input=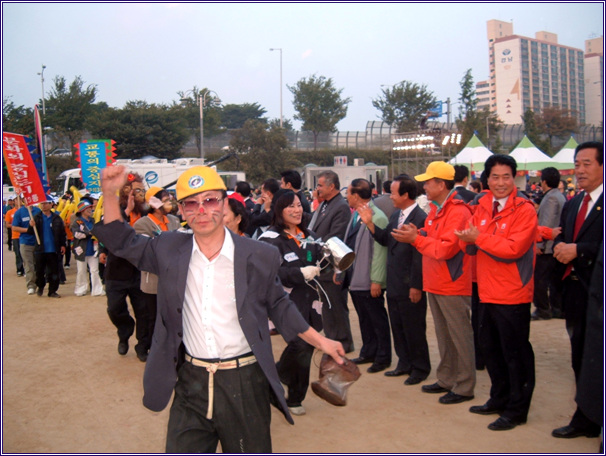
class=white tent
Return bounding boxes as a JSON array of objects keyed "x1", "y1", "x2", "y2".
[
  {"x1": 509, "y1": 136, "x2": 566, "y2": 171},
  {"x1": 448, "y1": 134, "x2": 493, "y2": 172},
  {"x1": 551, "y1": 137, "x2": 578, "y2": 169}
]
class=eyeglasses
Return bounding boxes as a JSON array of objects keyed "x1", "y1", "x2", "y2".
[{"x1": 181, "y1": 197, "x2": 223, "y2": 213}]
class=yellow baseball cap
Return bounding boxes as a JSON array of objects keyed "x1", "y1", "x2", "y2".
[
  {"x1": 145, "y1": 186, "x2": 164, "y2": 203},
  {"x1": 414, "y1": 161, "x2": 455, "y2": 181},
  {"x1": 176, "y1": 166, "x2": 227, "y2": 201}
]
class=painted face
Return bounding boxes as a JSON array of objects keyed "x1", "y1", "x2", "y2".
[
  {"x1": 179, "y1": 190, "x2": 225, "y2": 237},
  {"x1": 131, "y1": 182, "x2": 145, "y2": 202},
  {"x1": 488, "y1": 164, "x2": 515, "y2": 199},
  {"x1": 575, "y1": 147, "x2": 603, "y2": 193}
]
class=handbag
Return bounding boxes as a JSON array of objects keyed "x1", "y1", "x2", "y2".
[{"x1": 311, "y1": 354, "x2": 361, "y2": 406}]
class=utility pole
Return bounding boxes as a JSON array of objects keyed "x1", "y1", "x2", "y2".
[{"x1": 37, "y1": 65, "x2": 46, "y2": 116}]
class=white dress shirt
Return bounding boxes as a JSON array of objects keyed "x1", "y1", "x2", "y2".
[{"x1": 182, "y1": 227, "x2": 250, "y2": 359}]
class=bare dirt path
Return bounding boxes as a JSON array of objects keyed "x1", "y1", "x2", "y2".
[{"x1": 1, "y1": 241, "x2": 600, "y2": 453}]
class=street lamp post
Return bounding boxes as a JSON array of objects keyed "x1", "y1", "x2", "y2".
[
  {"x1": 37, "y1": 64, "x2": 46, "y2": 116},
  {"x1": 269, "y1": 48, "x2": 283, "y2": 128},
  {"x1": 181, "y1": 89, "x2": 221, "y2": 160}
]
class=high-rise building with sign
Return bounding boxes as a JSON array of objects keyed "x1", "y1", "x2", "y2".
[
  {"x1": 486, "y1": 19, "x2": 588, "y2": 125},
  {"x1": 584, "y1": 36, "x2": 604, "y2": 127}
]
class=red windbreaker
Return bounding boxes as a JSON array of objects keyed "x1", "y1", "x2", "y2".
[
  {"x1": 413, "y1": 192, "x2": 472, "y2": 296},
  {"x1": 461, "y1": 190, "x2": 537, "y2": 304}
]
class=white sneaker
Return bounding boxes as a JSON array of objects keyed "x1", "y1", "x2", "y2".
[
  {"x1": 288, "y1": 405, "x2": 306, "y2": 416},
  {"x1": 27, "y1": 288, "x2": 35, "y2": 295}
]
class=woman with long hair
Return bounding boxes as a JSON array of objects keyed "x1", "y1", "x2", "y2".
[{"x1": 258, "y1": 190, "x2": 323, "y2": 416}]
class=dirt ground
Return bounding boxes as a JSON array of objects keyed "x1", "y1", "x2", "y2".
[{"x1": 1, "y1": 240, "x2": 601, "y2": 454}]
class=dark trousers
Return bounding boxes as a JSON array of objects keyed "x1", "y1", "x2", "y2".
[
  {"x1": 64, "y1": 239, "x2": 71, "y2": 266},
  {"x1": 318, "y1": 279, "x2": 354, "y2": 353},
  {"x1": 478, "y1": 302, "x2": 535, "y2": 422},
  {"x1": 533, "y1": 254, "x2": 562, "y2": 318},
  {"x1": 561, "y1": 278, "x2": 601, "y2": 433},
  {"x1": 387, "y1": 294, "x2": 430, "y2": 378},
  {"x1": 471, "y1": 282, "x2": 485, "y2": 369},
  {"x1": 562, "y1": 278, "x2": 589, "y2": 380},
  {"x1": 140, "y1": 291, "x2": 157, "y2": 353},
  {"x1": 7, "y1": 227, "x2": 12, "y2": 249},
  {"x1": 276, "y1": 337, "x2": 315, "y2": 407},
  {"x1": 350, "y1": 289, "x2": 391, "y2": 365},
  {"x1": 105, "y1": 277, "x2": 151, "y2": 355},
  {"x1": 34, "y1": 251, "x2": 60, "y2": 295},
  {"x1": 12, "y1": 238, "x2": 24, "y2": 274},
  {"x1": 166, "y1": 361, "x2": 272, "y2": 453}
]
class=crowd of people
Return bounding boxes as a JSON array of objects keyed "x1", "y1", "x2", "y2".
[{"x1": 2, "y1": 140, "x2": 603, "y2": 452}]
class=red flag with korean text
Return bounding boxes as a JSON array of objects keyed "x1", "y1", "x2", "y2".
[{"x1": 2, "y1": 132, "x2": 48, "y2": 206}]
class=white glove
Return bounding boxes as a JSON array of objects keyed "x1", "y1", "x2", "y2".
[
  {"x1": 300, "y1": 265, "x2": 320, "y2": 281},
  {"x1": 74, "y1": 231, "x2": 87, "y2": 240}
]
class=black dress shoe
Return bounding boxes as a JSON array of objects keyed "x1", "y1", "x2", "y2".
[
  {"x1": 384, "y1": 368, "x2": 410, "y2": 377},
  {"x1": 36, "y1": 287, "x2": 43, "y2": 297},
  {"x1": 48, "y1": 292, "x2": 61, "y2": 298},
  {"x1": 351, "y1": 357, "x2": 374, "y2": 365},
  {"x1": 404, "y1": 375, "x2": 424, "y2": 385},
  {"x1": 367, "y1": 363, "x2": 389, "y2": 373},
  {"x1": 439, "y1": 391, "x2": 474, "y2": 404},
  {"x1": 136, "y1": 351, "x2": 148, "y2": 362},
  {"x1": 421, "y1": 382, "x2": 449, "y2": 394},
  {"x1": 118, "y1": 340, "x2": 129, "y2": 356},
  {"x1": 531, "y1": 312, "x2": 551, "y2": 321},
  {"x1": 552, "y1": 425, "x2": 601, "y2": 439},
  {"x1": 488, "y1": 416, "x2": 525, "y2": 431},
  {"x1": 469, "y1": 403, "x2": 503, "y2": 415}
]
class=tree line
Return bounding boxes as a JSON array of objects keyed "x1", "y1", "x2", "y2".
[{"x1": 3, "y1": 70, "x2": 580, "y2": 185}]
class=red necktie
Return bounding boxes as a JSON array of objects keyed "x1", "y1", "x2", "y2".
[
  {"x1": 492, "y1": 201, "x2": 500, "y2": 218},
  {"x1": 563, "y1": 193, "x2": 591, "y2": 279}
]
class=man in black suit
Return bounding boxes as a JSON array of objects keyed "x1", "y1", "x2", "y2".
[
  {"x1": 359, "y1": 174, "x2": 430, "y2": 385},
  {"x1": 280, "y1": 169, "x2": 311, "y2": 214},
  {"x1": 453, "y1": 165, "x2": 477, "y2": 203},
  {"x1": 552, "y1": 141, "x2": 603, "y2": 440},
  {"x1": 235, "y1": 181, "x2": 255, "y2": 213},
  {"x1": 308, "y1": 170, "x2": 355, "y2": 353},
  {"x1": 95, "y1": 165, "x2": 344, "y2": 453}
]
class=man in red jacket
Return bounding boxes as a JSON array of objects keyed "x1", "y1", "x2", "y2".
[
  {"x1": 456, "y1": 154, "x2": 537, "y2": 431},
  {"x1": 396, "y1": 161, "x2": 476, "y2": 406}
]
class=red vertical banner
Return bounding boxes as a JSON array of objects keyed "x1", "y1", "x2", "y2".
[{"x1": 2, "y1": 132, "x2": 48, "y2": 206}]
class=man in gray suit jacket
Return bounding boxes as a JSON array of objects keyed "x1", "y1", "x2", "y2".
[
  {"x1": 94, "y1": 165, "x2": 344, "y2": 454},
  {"x1": 532, "y1": 167, "x2": 566, "y2": 320},
  {"x1": 308, "y1": 170, "x2": 355, "y2": 353}
]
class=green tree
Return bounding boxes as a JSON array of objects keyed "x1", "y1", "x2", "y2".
[
  {"x1": 87, "y1": 101, "x2": 189, "y2": 160},
  {"x1": 221, "y1": 103, "x2": 267, "y2": 129},
  {"x1": 229, "y1": 119, "x2": 297, "y2": 185},
  {"x1": 536, "y1": 106, "x2": 578, "y2": 155},
  {"x1": 268, "y1": 117, "x2": 294, "y2": 131},
  {"x1": 44, "y1": 76, "x2": 98, "y2": 155},
  {"x1": 2, "y1": 98, "x2": 35, "y2": 137},
  {"x1": 372, "y1": 81, "x2": 437, "y2": 132},
  {"x1": 521, "y1": 109, "x2": 550, "y2": 153},
  {"x1": 288, "y1": 75, "x2": 350, "y2": 150},
  {"x1": 455, "y1": 69, "x2": 488, "y2": 152}
]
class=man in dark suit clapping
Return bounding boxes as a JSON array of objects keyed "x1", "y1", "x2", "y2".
[{"x1": 358, "y1": 174, "x2": 430, "y2": 385}]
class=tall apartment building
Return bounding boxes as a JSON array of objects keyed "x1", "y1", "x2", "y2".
[
  {"x1": 584, "y1": 36, "x2": 604, "y2": 127},
  {"x1": 486, "y1": 19, "x2": 587, "y2": 125},
  {"x1": 476, "y1": 80, "x2": 491, "y2": 111}
]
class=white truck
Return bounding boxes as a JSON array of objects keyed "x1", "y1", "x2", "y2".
[{"x1": 54, "y1": 156, "x2": 245, "y2": 196}]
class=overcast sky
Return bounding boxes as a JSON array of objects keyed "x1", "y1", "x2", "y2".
[{"x1": 2, "y1": 2, "x2": 604, "y2": 132}]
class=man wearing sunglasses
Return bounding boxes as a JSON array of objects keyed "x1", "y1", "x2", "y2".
[{"x1": 94, "y1": 165, "x2": 345, "y2": 453}]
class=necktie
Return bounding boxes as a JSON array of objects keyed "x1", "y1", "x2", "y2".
[
  {"x1": 320, "y1": 201, "x2": 327, "y2": 214},
  {"x1": 398, "y1": 211, "x2": 406, "y2": 228},
  {"x1": 573, "y1": 193, "x2": 591, "y2": 241},
  {"x1": 492, "y1": 201, "x2": 500, "y2": 218},
  {"x1": 563, "y1": 193, "x2": 591, "y2": 279}
]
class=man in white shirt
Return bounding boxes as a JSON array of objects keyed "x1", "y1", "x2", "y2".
[{"x1": 95, "y1": 165, "x2": 344, "y2": 453}]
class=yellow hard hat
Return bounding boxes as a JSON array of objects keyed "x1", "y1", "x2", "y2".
[
  {"x1": 145, "y1": 186, "x2": 164, "y2": 203},
  {"x1": 414, "y1": 161, "x2": 455, "y2": 181},
  {"x1": 176, "y1": 166, "x2": 227, "y2": 201}
]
